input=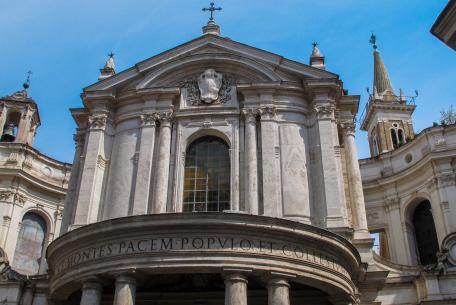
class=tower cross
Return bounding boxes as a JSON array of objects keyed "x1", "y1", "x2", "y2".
[{"x1": 202, "y1": 2, "x2": 222, "y2": 21}]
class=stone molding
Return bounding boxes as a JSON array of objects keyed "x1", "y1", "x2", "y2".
[{"x1": 47, "y1": 213, "x2": 362, "y2": 300}]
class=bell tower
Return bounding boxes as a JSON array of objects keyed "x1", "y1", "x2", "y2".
[
  {"x1": 360, "y1": 34, "x2": 416, "y2": 157},
  {"x1": 0, "y1": 73, "x2": 40, "y2": 146}
]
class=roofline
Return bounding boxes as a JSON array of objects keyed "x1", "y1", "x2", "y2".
[{"x1": 83, "y1": 33, "x2": 339, "y2": 92}]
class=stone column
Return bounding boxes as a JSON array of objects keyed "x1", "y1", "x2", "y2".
[
  {"x1": 132, "y1": 113, "x2": 157, "y2": 215},
  {"x1": 259, "y1": 106, "x2": 281, "y2": 217},
  {"x1": 152, "y1": 111, "x2": 174, "y2": 214},
  {"x1": 224, "y1": 273, "x2": 248, "y2": 305},
  {"x1": 267, "y1": 278, "x2": 290, "y2": 305},
  {"x1": 242, "y1": 108, "x2": 259, "y2": 214},
  {"x1": 341, "y1": 122, "x2": 369, "y2": 239},
  {"x1": 113, "y1": 275, "x2": 136, "y2": 305},
  {"x1": 80, "y1": 280, "x2": 103, "y2": 305},
  {"x1": 19, "y1": 283, "x2": 34, "y2": 305},
  {"x1": 73, "y1": 112, "x2": 112, "y2": 227}
]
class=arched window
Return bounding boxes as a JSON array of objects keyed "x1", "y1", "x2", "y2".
[
  {"x1": 183, "y1": 136, "x2": 230, "y2": 212},
  {"x1": 412, "y1": 200, "x2": 440, "y2": 265},
  {"x1": 12, "y1": 212, "x2": 47, "y2": 275},
  {"x1": 391, "y1": 129, "x2": 399, "y2": 149}
]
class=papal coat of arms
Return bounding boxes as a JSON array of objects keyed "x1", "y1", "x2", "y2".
[
  {"x1": 180, "y1": 69, "x2": 235, "y2": 106},
  {"x1": 198, "y1": 69, "x2": 223, "y2": 104}
]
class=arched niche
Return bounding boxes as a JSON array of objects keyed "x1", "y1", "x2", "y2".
[{"x1": 12, "y1": 212, "x2": 47, "y2": 275}]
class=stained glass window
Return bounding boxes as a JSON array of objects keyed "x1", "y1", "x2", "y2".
[{"x1": 183, "y1": 136, "x2": 230, "y2": 212}]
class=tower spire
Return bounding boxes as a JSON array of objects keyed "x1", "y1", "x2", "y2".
[{"x1": 370, "y1": 33, "x2": 396, "y2": 99}]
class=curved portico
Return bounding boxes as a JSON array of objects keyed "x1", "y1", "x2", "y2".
[{"x1": 47, "y1": 213, "x2": 363, "y2": 304}]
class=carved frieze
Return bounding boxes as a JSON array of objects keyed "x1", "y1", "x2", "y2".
[
  {"x1": 14, "y1": 193, "x2": 26, "y2": 206},
  {"x1": 180, "y1": 69, "x2": 235, "y2": 106},
  {"x1": 0, "y1": 191, "x2": 13, "y2": 202},
  {"x1": 384, "y1": 197, "x2": 400, "y2": 213}
]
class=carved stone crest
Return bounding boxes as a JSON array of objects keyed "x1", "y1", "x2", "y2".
[
  {"x1": 180, "y1": 69, "x2": 235, "y2": 106},
  {"x1": 198, "y1": 69, "x2": 222, "y2": 104}
]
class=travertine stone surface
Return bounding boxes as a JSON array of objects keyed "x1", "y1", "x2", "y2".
[
  {"x1": 267, "y1": 278, "x2": 290, "y2": 305},
  {"x1": 224, "y1": 273, "x2": 248, "y2": 305},
  {"x1": 152, "y1": 112, "x2": 173, "y2": 214},
  {"x1": 80, "y1": 281, "x2": 102, "y2": 305},
  {"x1": 113, "y1": 275, "x2": 136, "y2": 305},
  {"x1": 242, "y1": 109, "x2": 259, "y2": 214}
]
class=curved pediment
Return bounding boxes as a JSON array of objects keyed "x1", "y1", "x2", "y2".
[
  {"x1": 137, "y1": 52, "x2": 282, "y2": 88},
  {"x1": 84, "y1": 35, "x2": 338, "y2": 94}
]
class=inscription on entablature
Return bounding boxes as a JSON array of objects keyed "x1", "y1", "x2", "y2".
[{"x1": 54, "y1": 235, "x2": 349, "y2": 277}]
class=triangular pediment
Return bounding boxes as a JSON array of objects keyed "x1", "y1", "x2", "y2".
[{"x1": 84, "y1": 34, "x2": 338, "y2": 93}]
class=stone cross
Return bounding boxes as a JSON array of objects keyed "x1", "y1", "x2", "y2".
[{"x1": 202, "y1": 2, "x2": 222, "y2": 21}]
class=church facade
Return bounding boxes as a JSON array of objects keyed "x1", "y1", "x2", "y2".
[{"x1": 0, "y1": 17, "x2": 455, "y2": 305}]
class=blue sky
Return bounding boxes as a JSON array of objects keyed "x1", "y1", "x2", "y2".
[{"x1": 1, "y1": 0, "x2": 455, "y2": 163}]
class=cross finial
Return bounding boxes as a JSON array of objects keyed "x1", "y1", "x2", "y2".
[
  {"x1": 23, "y1": 70, "x2": 32, "y2": 90},
  {"x1": 108, "y1": 52, "x2": 115, "y2": 58},
  {"x1": 202, "y1": 2, "x2": 222, "y2": 21},
  {"x1": 312, "y1": 42, "x2": 318, "y2": 48},
  {"x1": 369, "y1": 33, "x2": 378, "y2": 50}
]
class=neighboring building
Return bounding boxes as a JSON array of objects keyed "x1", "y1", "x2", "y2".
[
  {"x1": 360, "y1": 37, "x2": 456, "y2": 304},
  {"x1": 0, "y1": 84, "x2": 71, "y2": 304},
  {"x1": 431, "y1": 0, "x2": 456, "y2": 51},
  {"x1": 1, "y1": 15, "x2": 455, "y2": 305}
]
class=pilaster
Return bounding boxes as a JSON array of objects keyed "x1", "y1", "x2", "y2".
[
  {"x1": 311, "y1": 90, "x2": 347, "y2": 228},
  {"x1": 132, "y1": 113, "x2": 158, "y2": 215},
  {"x1": 258, "y1": 106, "x2": 282, "y2": 217},
  {"x1": 72, "y1": 111, "x2": 112, "y2": 228}
]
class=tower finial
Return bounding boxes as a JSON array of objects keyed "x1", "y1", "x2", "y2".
[
  {"x1": 370, "y1": 33, "x2": 378, "y2": 50},
  {"x1": 23, "y1": 71, "x2": 32, "y2": 91},
  {"x1": 310, "y1": 42, "x2": 325, "y2": 70},
  {"x1": 98, "y1": 53, "x2": 116, "y2": 81}
]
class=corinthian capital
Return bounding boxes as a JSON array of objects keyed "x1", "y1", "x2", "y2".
[
  {"x1": 157, "y1": 111, "x2": 174, "y2": 127},
  {"x1": 313, "y1": 104, "x2": 334, "y2": 120},
  {"x1": 140, "y1": 113, "x2": 158, "y2": 127},
  {"x1": 258, "y1": 106, "x2": 277, "y2": 120},
  {"x1": 88, "y1": 114, "x2": 109, "y2": 131},
  {"x1": 339, "y1": 120, "x2": 356, "y2": 136},
  {"x1": 241, "y1": 108, "x2": 258, "y2": 123}
]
